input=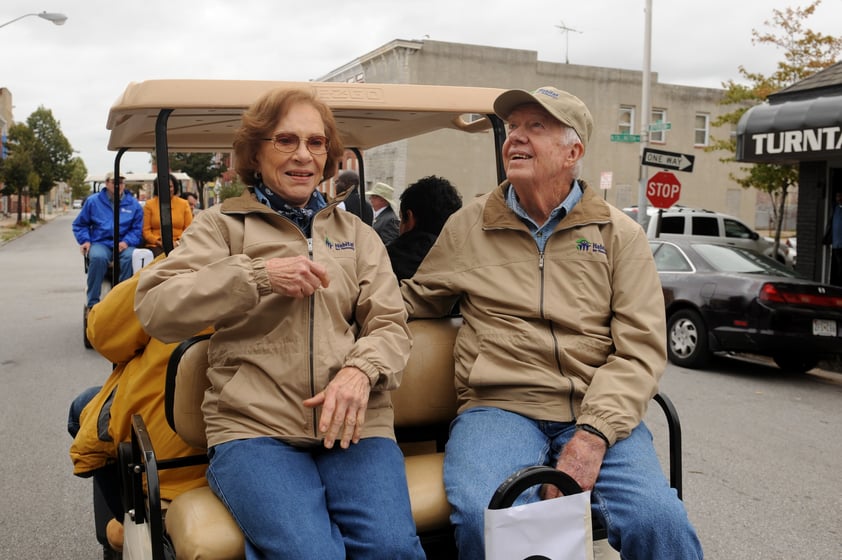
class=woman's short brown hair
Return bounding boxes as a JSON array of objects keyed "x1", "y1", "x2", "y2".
[{"x1": 233, "y1": 88, "x2": 344, "y2": 186}]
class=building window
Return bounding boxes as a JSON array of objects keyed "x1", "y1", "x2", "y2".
[
  {"x1": 650, "y1": 109, "x2": 667, "y2": 143},
  {"x1": 618, "y1": 106, "x2": 635, "y2": 134},
  {"x1": 694, "y1": 113, "x2": 709, "y2": 147}
]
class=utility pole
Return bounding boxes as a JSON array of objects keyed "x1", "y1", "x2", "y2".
[
  {"x1": 636, "y1": 0, "x2": 653, "y2": 224},
  {"x1": 555, "y1": 21, "x2": 582, "y2": 64}
]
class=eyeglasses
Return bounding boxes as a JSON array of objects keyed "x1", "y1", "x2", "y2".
[{"x1": 263, "y1": 133, "x2": 330, "y2": 155}]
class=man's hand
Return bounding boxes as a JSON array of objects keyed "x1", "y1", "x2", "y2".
[
  {"x1": 79, "y1": 242, "x2": 91, "y2": 256},
  {"x1": 266, "y1": 256, "x2": 329, "y2": 298},
  {"x1": 303, "y1": 367, "x2": 371, "y2": 449},
  {"x1": 544, "y1": 429, "x2": 607, "y2": 499},
  {"x1": 118, "y1": 241, "x2": 128, "y2": 252}
]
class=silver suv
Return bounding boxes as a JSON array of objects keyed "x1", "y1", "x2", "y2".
[{"x1": 625, "y1": 206, "x2": 794, "y2": 267}]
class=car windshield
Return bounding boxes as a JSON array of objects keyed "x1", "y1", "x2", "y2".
[{"x1": 691, "y1": 243, "x2": 799, "y2": 277}]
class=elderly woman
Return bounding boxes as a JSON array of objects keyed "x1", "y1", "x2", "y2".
[
  {"x1": 134, "y1": 88, "x2": 423, "y2": 559},
  {"x1": 142, "y1": 173, "x2": 193, "y2": 256}
]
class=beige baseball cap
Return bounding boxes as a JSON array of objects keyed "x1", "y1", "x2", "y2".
[{"x1": 493, "y1": 86, "x2": 593, "y2": 149}]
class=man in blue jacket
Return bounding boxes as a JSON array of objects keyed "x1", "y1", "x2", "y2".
[{"x1": 72, "y1": 173, "x2": 143, "y2": 309}]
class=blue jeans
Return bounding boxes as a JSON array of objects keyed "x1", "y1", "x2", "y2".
[
  {"x1": 207, "y1": 436, "x2": 425, "y2": 560},
  {"x1": 68, "y1": 385, "x2": 102, "y2": 437},
  {"x1": 86, "y1": 243, "x2": 135, "y2": 307},
  {"x1": 444, "y1": 407, "x2": 703, "y2": 560}
]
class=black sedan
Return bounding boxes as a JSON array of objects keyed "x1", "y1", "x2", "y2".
[{"x1": 650, "y1": 240, "x2": 842, "y2": 373}]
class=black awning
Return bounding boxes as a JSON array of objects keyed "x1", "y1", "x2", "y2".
[{"x1": 736, "y1": 94, "x2": 842, "y2": 164}]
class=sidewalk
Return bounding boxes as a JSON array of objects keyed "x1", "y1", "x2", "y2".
[{"x1": 0, "y1": 210, "x2": 65, "y2": 246}]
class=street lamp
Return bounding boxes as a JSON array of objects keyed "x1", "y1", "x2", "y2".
[{"x1": 0, "y1": 11, "x2": 68, "y2": 30}]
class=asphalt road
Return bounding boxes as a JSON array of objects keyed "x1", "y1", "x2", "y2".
[
  {"x1": 1, "y1": 212, "x2": 110, "y2": 558},
  {"x1": 1, "y1": 213, "x2": 840, "y2": 559}
]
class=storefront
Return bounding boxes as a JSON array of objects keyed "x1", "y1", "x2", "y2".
[{"x1": 736, "y1": 62, "x2": 842, "y2": 284}]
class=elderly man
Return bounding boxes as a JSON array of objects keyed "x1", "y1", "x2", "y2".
[
  {"x1": 401, "y1": 87, "x2": 702, "y2": 559},
  {"x1": 365, "y1": 181, "x2": 400, "y2": 245},
  {"x1": 72, "y1": 172, "x2": 143, "y2": 310}
]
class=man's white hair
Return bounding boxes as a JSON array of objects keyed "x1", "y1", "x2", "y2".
[{"x1": 561, "y1": 126, "x2": 585, "y2": 178}]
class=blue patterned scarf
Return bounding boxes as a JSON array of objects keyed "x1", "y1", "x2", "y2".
[{"x1": 254, "y1": 183, "x2": 327, "y2": 236}]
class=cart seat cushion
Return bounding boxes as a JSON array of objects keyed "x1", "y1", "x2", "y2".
[
  {"x1": 405, "y1": 452, "x2": 450, "y2": 533},
  {"x1": 166, "y1": 486, "x2": 245, "y2": 560}
]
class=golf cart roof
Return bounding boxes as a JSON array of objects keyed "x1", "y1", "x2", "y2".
[{"x1": 106, "y1": 79, "x2": 507, "y2": 152}]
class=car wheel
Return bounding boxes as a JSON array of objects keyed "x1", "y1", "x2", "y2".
[
  {"x1": 772, "y1": 353, "x2": 818, "y2": 373},
  {"x1": 667, "y1": 309, "x2": 711, "y2": 369}
]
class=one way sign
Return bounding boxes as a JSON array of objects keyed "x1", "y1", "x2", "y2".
[{"x1": 642, "y1": 148, "x2": 695, "y2": 173}]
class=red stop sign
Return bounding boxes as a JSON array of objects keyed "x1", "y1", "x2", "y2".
[{"x1": 646, "y1": 171, "x2": 681, "y2": 209}]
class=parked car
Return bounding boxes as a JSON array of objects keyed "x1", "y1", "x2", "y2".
[
  {"x1": 650, "y1": 239, "x2": 842, "y2": 372},
  {"x1": 626, "y1": 206, "x2": 794, "y2": 267},
  {"x1": 72, "y1": 199, "x2": 82, "y2": 209}
]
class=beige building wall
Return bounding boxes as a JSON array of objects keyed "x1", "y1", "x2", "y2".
[{"x1": 321, "y1": 40, "x2": 761, "y2": 226}]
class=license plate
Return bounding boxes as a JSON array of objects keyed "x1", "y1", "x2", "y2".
[{"x1": 813, "y1": 319, "x2": 837, "y2": 336}]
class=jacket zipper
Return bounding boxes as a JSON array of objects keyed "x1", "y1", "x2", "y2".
[
  {"x1": 307, "y1": 236, "x2": 318, "y2": 437},
  {"x1": 538, "y1": 247, "x2": 576, "y2": 419}
]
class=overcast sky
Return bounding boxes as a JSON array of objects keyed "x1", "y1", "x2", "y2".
[{"x1": 3, "y1": 0, "x2": 840, "y2": 176}]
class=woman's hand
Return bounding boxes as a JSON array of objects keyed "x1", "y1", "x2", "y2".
[
  {"x1": 266, "y1": 256, "x2": 329, "y2": 297},
  {"x1": 303, "y1": 367, "x2": 371, "y2": 449}
]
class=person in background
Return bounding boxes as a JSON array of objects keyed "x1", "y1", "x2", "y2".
[
  {"x1": 401, "y1": 86, "x2": 703, "y2": 559},
  {"x1": 366, "y1": 181, "x2": 400, "y2": 245},
  {"x1": 143, "y1": 173, "x2": 193, "y2": 256},
  {"x1": 184, "y1": 191, "x2": 201, "y2": 216},
  {"x1": 68, "y1": 256, "x2": 209, "y2": 555},
  {"x1": 334, "y1": 169, "x2": 373, "y2": 225},
  {"x1": 72, "y1": 172, "x2": 143, "y2": 311},
  {"x1": 387, "y1": 175, "x2": 462, "y2": 281},
  {"x1": 823, "y1": 189, "x2": 842, "y2": 285},
  {"x1": 134, "y1": 87, "x2": 424, "y2": 559}
]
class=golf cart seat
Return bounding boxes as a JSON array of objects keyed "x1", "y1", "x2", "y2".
[
  {"x1": 126, "y1": 317, "x2": 682, "y2": 560},
  {"x1": 127, "y1": 317, "x2": 461, "y2": 559}
]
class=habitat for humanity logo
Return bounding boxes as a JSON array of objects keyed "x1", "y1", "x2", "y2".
[
  {"x1": 575, "y1": 237, "x2": 607, "y2": 255},
  {"x1": 324, "y1": 236, "x2": 355, "y2": 251}
]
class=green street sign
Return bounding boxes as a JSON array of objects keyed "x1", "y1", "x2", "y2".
[
  {"x1": 610, "y1": 133, "x2": 641, "y2": 143},
  {"x1": 649, "y1": 121, "x2": 672, "y2": 131}
]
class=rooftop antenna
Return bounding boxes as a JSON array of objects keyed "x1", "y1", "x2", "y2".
[{"x1": 555, "y1": 21, "x2": 582, "y2": 64}]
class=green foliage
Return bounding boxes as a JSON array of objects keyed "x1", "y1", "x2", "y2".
[
  {"x1": 169, "y1": 152, "x2": 227, "y2": 204},
  {"x1": 67, "y1": 157, "x2": 90, "y2": 201},
  {"x1": 27, "y1": 107, "x2": 75, "y2": 217},
  {"x1": 711, "y1": 0, "x2": 841, "y2": 243},
  {"x1": 2, "y1": 124, "x2": 39, "y2": 223},
  {"x1": 218, "y1": 178, "x2": 246, "y2": 201}
]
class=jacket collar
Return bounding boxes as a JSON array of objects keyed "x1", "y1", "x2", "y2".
[
  {"x1": 221, "y1": 188, "x2": 340, "y2": 218},
  {"x1": 482, "y1": 179, "x2": 610, "y2": 231}
]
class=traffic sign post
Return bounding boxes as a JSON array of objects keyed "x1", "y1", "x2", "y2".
[
  {"x1": 641, "y1": 148, "x2": 695, "y2": 172},
  {"x1": 646, "y1": 170, "x2": 681, "y2": 209}
]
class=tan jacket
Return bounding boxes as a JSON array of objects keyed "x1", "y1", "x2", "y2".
[
  {"x1": 401, "y1": 182, "x2": 666, "y2": 445},
  {"x1": 135, "y1": 190, "x2": 411, "y2": 448}
]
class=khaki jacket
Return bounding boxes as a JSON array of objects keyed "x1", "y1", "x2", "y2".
[
  {"x1": 134, "y1": 190, "x2": 411, "y2": 448},
  {"x1": 401, "y1": 182, "x2": 666, "y2": 445},
  {"x1": 70, "y1": 264, "x2": 209, "y2": 500}
]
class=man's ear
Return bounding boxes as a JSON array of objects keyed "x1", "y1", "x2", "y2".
[{"x1": 402, "y1": 209, "x2": 417, "y2": 233}]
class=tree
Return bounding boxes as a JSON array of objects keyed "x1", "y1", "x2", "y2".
[
  {"x1": 1, "y1": 123, "x2": 40, "y2": 224},
  {"x1": 711, "y1": 0, "x2": 842, "y2": 252},
  {"x1": 168, "y1": 152, "x2": 227, "y2": 206},
  {"x1": 67, "y1": 157, "x2": 90, "y2": 202},
  {"x1": 27, "y1": 106, "x2": 74, "y2": 220}
]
